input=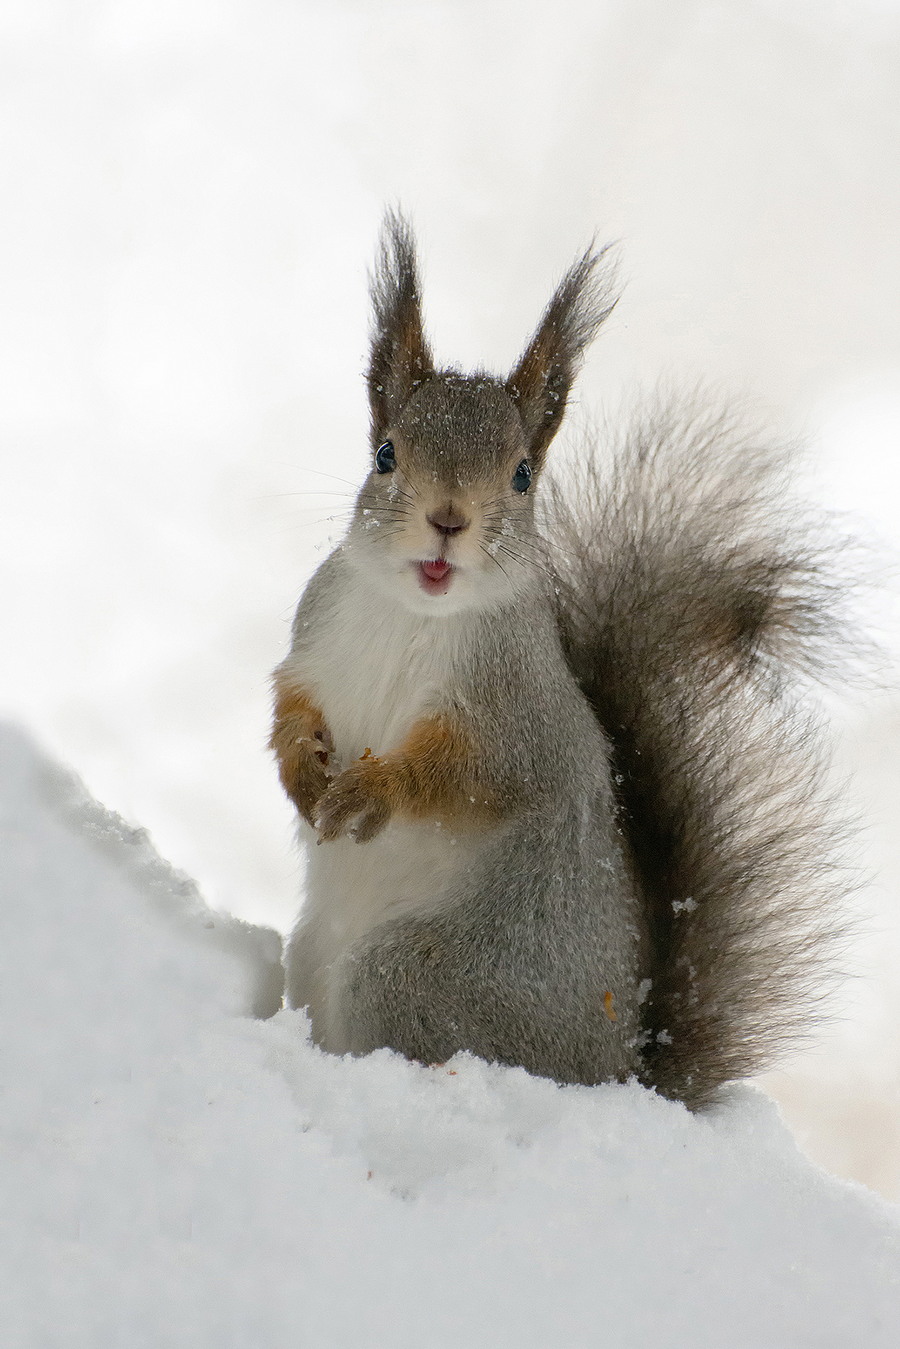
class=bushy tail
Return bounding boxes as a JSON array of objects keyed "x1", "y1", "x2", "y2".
[{"x1": 545, "y1": 395, "x2": 853, "y2": 1109}]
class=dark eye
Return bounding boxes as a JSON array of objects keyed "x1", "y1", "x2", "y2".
[
  {"x1": 375, "y1": 440, "x2": 396, "y2": 474},
  {"x1": 512, "y1": 459, "x2": 532, "y2": 493}
]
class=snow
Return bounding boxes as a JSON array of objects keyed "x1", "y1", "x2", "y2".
[{"x1": 3, "y1": 723, "x2": 900, "y2": 1346}]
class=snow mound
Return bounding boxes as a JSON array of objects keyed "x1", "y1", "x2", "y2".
[{"x1": 2, "y1": 724, "x2": 899, "y2": 1347}]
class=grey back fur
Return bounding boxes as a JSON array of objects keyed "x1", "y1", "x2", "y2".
[{"x1": 545, "y1": 399, "x2": 851, "y2": 1107}]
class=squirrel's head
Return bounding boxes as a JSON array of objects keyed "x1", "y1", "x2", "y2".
[{"x1": 344, "y1": 210, "x2": 618, "y2": 616}]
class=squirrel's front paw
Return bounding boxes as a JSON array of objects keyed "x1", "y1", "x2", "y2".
[
  {"x1": 314, "y1": 760, "x2": 391, "y2": 843},
  {"x1": 271, "y1": 724, "x2": 335, "y2": 828}
]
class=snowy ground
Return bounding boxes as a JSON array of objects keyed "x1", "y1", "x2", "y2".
[{"x1": 3, "y1": 722, "x2": 900, "y2": 1347}]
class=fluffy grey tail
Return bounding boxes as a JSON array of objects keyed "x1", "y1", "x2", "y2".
[{"x1": 545, "y1": 396, "x2": 852, "y2": 1109}]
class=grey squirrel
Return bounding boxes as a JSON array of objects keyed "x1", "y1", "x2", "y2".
[{"x1": 270, "y1": 211, "x2": 846, "y2": 1110}]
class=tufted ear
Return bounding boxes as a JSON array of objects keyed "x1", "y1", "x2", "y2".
[
  {"x1": 367, "y1": 210, "x2": 434, "y2": 443},
  {"x1": 506, "y1": 245, "x2": 619, "y2": 462}
]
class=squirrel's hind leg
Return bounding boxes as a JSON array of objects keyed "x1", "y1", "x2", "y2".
[{"x1": 339, "y1": 903, "x2": 641, "y2": 1087}]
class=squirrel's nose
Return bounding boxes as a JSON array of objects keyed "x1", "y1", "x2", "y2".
[{"x1": 427, "y1": 505, "x2": 470, "y2": 536}]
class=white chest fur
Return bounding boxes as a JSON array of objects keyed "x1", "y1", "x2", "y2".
[
  {"x1": 283, "y1": 574, "x2": 480, "y2": 1048},
  {"x1": 295, "y1": 575, "x2": 464, "y2": 765}
]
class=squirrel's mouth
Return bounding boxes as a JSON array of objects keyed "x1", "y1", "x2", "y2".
[{"x1": 416, "y1": 558, "x2": 454, "y2": 596}]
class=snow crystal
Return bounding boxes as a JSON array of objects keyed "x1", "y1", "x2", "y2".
[{"x1": 672, "y1": 896, "x2": 698, "y2": 914}]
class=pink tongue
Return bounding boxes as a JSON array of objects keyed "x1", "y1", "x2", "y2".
[{"x1": 422, "y1": 559, "x2": 451, "y2": 581}]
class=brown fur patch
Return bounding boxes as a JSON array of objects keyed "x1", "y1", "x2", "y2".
[
  {"x1": 315, "y1": 714, "x2": 494, "y2": 843},
  {"x1": 269, "y1": 674, "x2": 332, "y2": 825},
  {"x1": 385, "y1": 715, "x2": 493, "y2": 820}
]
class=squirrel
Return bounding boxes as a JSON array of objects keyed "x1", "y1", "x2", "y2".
[{"x1": 270, "y1": 210, "x2": 847, "y2": 1110}]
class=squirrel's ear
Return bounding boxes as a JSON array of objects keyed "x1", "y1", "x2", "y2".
[
  {"x1": 506, "y1": 244, "x2": 619, "y2": 460},
  {"x1": 367, "y1": 210, "x2": 434, "y2": 438}
]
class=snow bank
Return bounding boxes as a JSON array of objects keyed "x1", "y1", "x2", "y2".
[{"x1": 2, "y1": 724, "x2": 899, "y2": 1347}]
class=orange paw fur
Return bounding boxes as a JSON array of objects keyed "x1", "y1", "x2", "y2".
[
  {"x1": 315, "y1": 716, "x2": 493, "y2": 844},
  {"x1": 269, "y1": 677, "x2": 333, "y2": 827}
]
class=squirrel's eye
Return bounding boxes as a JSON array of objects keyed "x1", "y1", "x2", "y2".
[
  {"x1": 512, "y1": 459, "x2": 532, "y2": 493},
  {"x1": 375, "y1": 441, "x2": 396, "y2": 474}
]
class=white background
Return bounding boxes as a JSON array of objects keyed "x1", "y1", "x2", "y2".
[{"x1": 2, "y1": 0, "x2": 900, "y2": 1194}]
